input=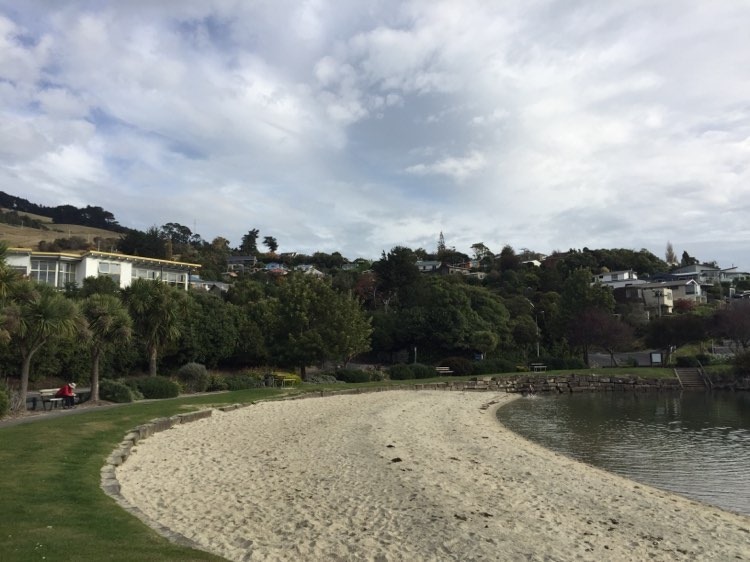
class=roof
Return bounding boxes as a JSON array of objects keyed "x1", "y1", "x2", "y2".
[{"x1": 8, "y1": 247, "x2": 200, "y2": 269}]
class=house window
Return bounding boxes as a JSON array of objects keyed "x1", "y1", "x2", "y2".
[
  {"x1": 611, "y1": 273, "x2": 619, "y2": 281},
  {"x1": 685, "y1": 284, "x2": 697, "y2": 295},
  {"x1": 98, "y1": 261, "x2": 121, "y2": 285},
  {"x1": 30, "y1": 259, "x2": 56, "y2": 285},
  {"x1": 57, "y1": 262, "x2": 76, "y2": 287},
  {"x1": 162, "y1": 271, "x2": 186, "y2": 286},
  {"x1": 132, "y1": 268, "x2": 160, "y2": 280}
]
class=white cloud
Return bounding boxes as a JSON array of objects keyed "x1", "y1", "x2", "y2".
[
  {"x1": 406, "y1": 151, "x2": 487, "y2": 182},
  {"x1": 0, "y1": 0, "x2": 748, "y2": 269}
]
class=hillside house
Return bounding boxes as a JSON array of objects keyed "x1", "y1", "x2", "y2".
[
  {"x1": 7, "y1": 248, "x2": 198, "y2": 290},
  {"x1": 593, "y1": 270, "x2": 644, "y2": 289}
]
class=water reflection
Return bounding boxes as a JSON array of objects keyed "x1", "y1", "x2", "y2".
[{"x1": 496, "y1": 392, "x2": 750, "y2": 516}]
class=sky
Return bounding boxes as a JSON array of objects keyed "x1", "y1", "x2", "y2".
[{"x1": 0, "y1": 1, "x2": 749, "y2": 270}]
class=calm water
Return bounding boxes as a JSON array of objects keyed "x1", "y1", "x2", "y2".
[{"x1": 496, "y1": 392, "x2": 750, "y2": 516}]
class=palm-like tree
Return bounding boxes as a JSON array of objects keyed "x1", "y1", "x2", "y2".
[
  {"x1": 8, "y1": 281, "x2": 84, "y2": 410},
  {"x1": 82, "y1": 294, "x2": 132, "y2": 401},
  {"x1": 124, "y1": 279, "x2": 184, "y2": 376}
]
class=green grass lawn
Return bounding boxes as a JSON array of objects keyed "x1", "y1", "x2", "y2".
[
  {"x1": 0, "y1": 389, "x2": 288, "y2": 562},
  {"x1": 0, "y1": 367, "x2": 678, "y2": 561}
]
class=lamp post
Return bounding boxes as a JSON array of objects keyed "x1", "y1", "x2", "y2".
[{"x1": 534, "y1": 310, "x2": 545, "y2": 358}]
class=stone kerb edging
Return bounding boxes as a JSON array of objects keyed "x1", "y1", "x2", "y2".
[{"x1": 99, "y1": 384, "x2": 504, "y2": 552}]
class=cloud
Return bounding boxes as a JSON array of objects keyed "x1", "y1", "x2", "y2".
[
  {"x1": 405, "y1": 151, "x2": 487, "y2": 182},
  {"x1": 0, "y1": 0, "x2": 748, "y2": 270}
]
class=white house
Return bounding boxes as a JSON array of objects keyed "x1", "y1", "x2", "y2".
[
  {"x1": 7, "y1": 248, "x2": 198, "y2": 290},
  {"x1": 593, "y1": 270, "x2": 645, "y2": 289}
]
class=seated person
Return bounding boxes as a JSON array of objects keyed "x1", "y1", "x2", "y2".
[{"x1": 55, "y1": 382, "x2": 77, "y2": 409}]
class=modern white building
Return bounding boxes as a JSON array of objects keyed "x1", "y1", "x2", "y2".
[{"x1": 7, "y1": 248, "x2": 199, "y2": 290}]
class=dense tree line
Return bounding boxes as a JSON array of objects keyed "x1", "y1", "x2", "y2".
[
  {"x1": 3, "y1": 194, "x2": 750, "y2": 406},
  {"x1": 0, "y1": 191, "x2": 125, "y2": 232}
]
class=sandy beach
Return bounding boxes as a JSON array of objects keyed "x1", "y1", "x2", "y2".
[{"x1": 116, "y1": 391, "x2": 750, "y2": 561}]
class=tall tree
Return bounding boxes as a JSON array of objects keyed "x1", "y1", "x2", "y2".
[
  {"x1": 124, "y1": 279, "x2": 184, "y2": 376},
  {"x1": 372, "y1": 246, "x2": 420, "y2": 311},
  {"x1": 437, "y1": 231, "x2": 446, "y2": 255},
  {"x1": 665, "y1": 241, "x2": 678, "y2": 266},
  {"x1": 240, "y1": 229, "x2": 260, "y2": 255},
  {"x1": 81, "y1": 294, "x2": 132, "y2": 401},
  {"x1": 263, "y1": 236, "x2": 278, "y2": 253},
  {"x1": 6, "y1": 281, "x2": 83, "y2": 410},
  {"x1": 270, "y1": 275, "x2": 371, "y2": 377}
]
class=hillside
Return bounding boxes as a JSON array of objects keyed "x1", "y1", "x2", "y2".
[{"x1": 0, "y1": 219, "x2": 122, "y2": 250}]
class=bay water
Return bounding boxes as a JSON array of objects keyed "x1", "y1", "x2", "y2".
[{"x1": 496, "y1": 391, "x2": 750, "y2": 516}]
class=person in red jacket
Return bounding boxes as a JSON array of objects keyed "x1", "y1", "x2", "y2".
[{"x1": 55, "y1": 382, "x2": 76, "y2": 409}]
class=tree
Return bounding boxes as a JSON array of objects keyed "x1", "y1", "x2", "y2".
[
  {"x1": 471, "y1": 242, "x2": 492, "y2": 261},
  {"x1": 498, "y1": 245, "x2": 521, "y2": 271},
  {"x1": 645, "y1": 314, "x2": 707, "y2": 365},
  {"x1": 470, "y1": 330, "x2": 498, "y2": 359},
  {"x1": 118, "y1": 227, "x2": 167, "y2": 259},
  {"x1": 240, "y1": 229, "x2": 260, "y2": 255},
  {"x1": 263, "y1": 236, "x2": 278, "y2": 253},
  {"x1": 160, "y1": 223, "x2": 193, "y2": 246},
  {"x1": 713, "y1": 301, "x2": 750, "y2": 352},
  {"x1": 270, "y1": 275, "x2": 371, "y2": 377},
  {"x1": 6, "y1": 281, "x2": 83, "y2": 410},
  {"x1": 372, "y1": 247, "x2": 420, "y2": 311},
  {"x1": 81, "y1": 294, "x2": 132, "y2": 401},
  {"x1": 665, "y1": 241, "x2": 678, "y2": 266},
  {"x1": 124, "y1": 279, "x2": 184, "y2": 376},
  {"x1": 437, "y1": 232, "x2": 446, "y2": 255},
  {"x1": 681, "y1": 251, "x2": 698, "y2": 267},
  {"x1": 172, "y1": 292, "x2": 239, "y2": 368}
]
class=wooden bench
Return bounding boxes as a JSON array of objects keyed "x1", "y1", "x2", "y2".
[
  {"x1": 38, "y1": 388, "x2": 64, "y2": 410},
  {"x1": 435, "y1": 366, "x2": 454, "y2": 376}
]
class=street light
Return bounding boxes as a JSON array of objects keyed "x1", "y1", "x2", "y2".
[{"x1": 534, "y1": 310, "x2": 545, "y2": 358}]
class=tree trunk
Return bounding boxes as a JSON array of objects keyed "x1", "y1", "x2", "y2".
[
  {"x1": 300, "y1": 364, "x2": 307, "y2": 380},
  {"x1": 149, "y1": 347, "x2": 158, "y2": 376},
  {"x1": 16, "y1": 354, "x2": 33, "y2": 412},
  {"x1": 91, "y1": 350, "x2": 101, "y2": 402}
]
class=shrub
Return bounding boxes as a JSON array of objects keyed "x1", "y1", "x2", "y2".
[
  {"x1": 305, "y1": 373, "x2": 341, "y2": 384},
  {"x1": 334, "y1": 368, "x2": 372, "y2": 383},
  {"x1": 99, "y1": 379, "x2": 134, "y2": 403},
  {"x1": 206, "y1": 373, "x2": 229, "y2": 392},
  {"x1": 439, "y1": 357, "x2": 474, "y2": 376},
  {"x1": 0, "y1": 382, "x2": 9, "y2": 418},
  {"x1": 389, "y1": 364, "x2": 414, "y2": 380},
  {"x1": 695, "y1": 353, "x2": 712, "y2": 366},
  {"x1": 177, "y1": 362, "x2": 210, "y2": 393},
  {"x1": 121, "y1": 378, "x2": 144, "y2": 400},
  {"x1": 473, "y1": 358, "x2": 517, "y2": 375},
  {"x1": 133, "y1": 376, "x2": 180, "y2": 399},
  {"x1": 676, "y1": 356, "x2": 700, "y2": 368},
  {"x1": 733, "y1": 351, "x2": 750, "y2": 376},
  {"x1": 411, "y1": 363, "x2": 437, "y2": 379},
  {"x1": 225, "y1": 373, "x2": 264, "y2": 391}
]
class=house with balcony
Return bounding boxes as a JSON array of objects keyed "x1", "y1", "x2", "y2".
[
  {"x1": 7, "y1": 248, "x2": 198, "y2": 290},
  {"x1": 640, "y1": 283, "x2": 675, "y2": 316}
]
